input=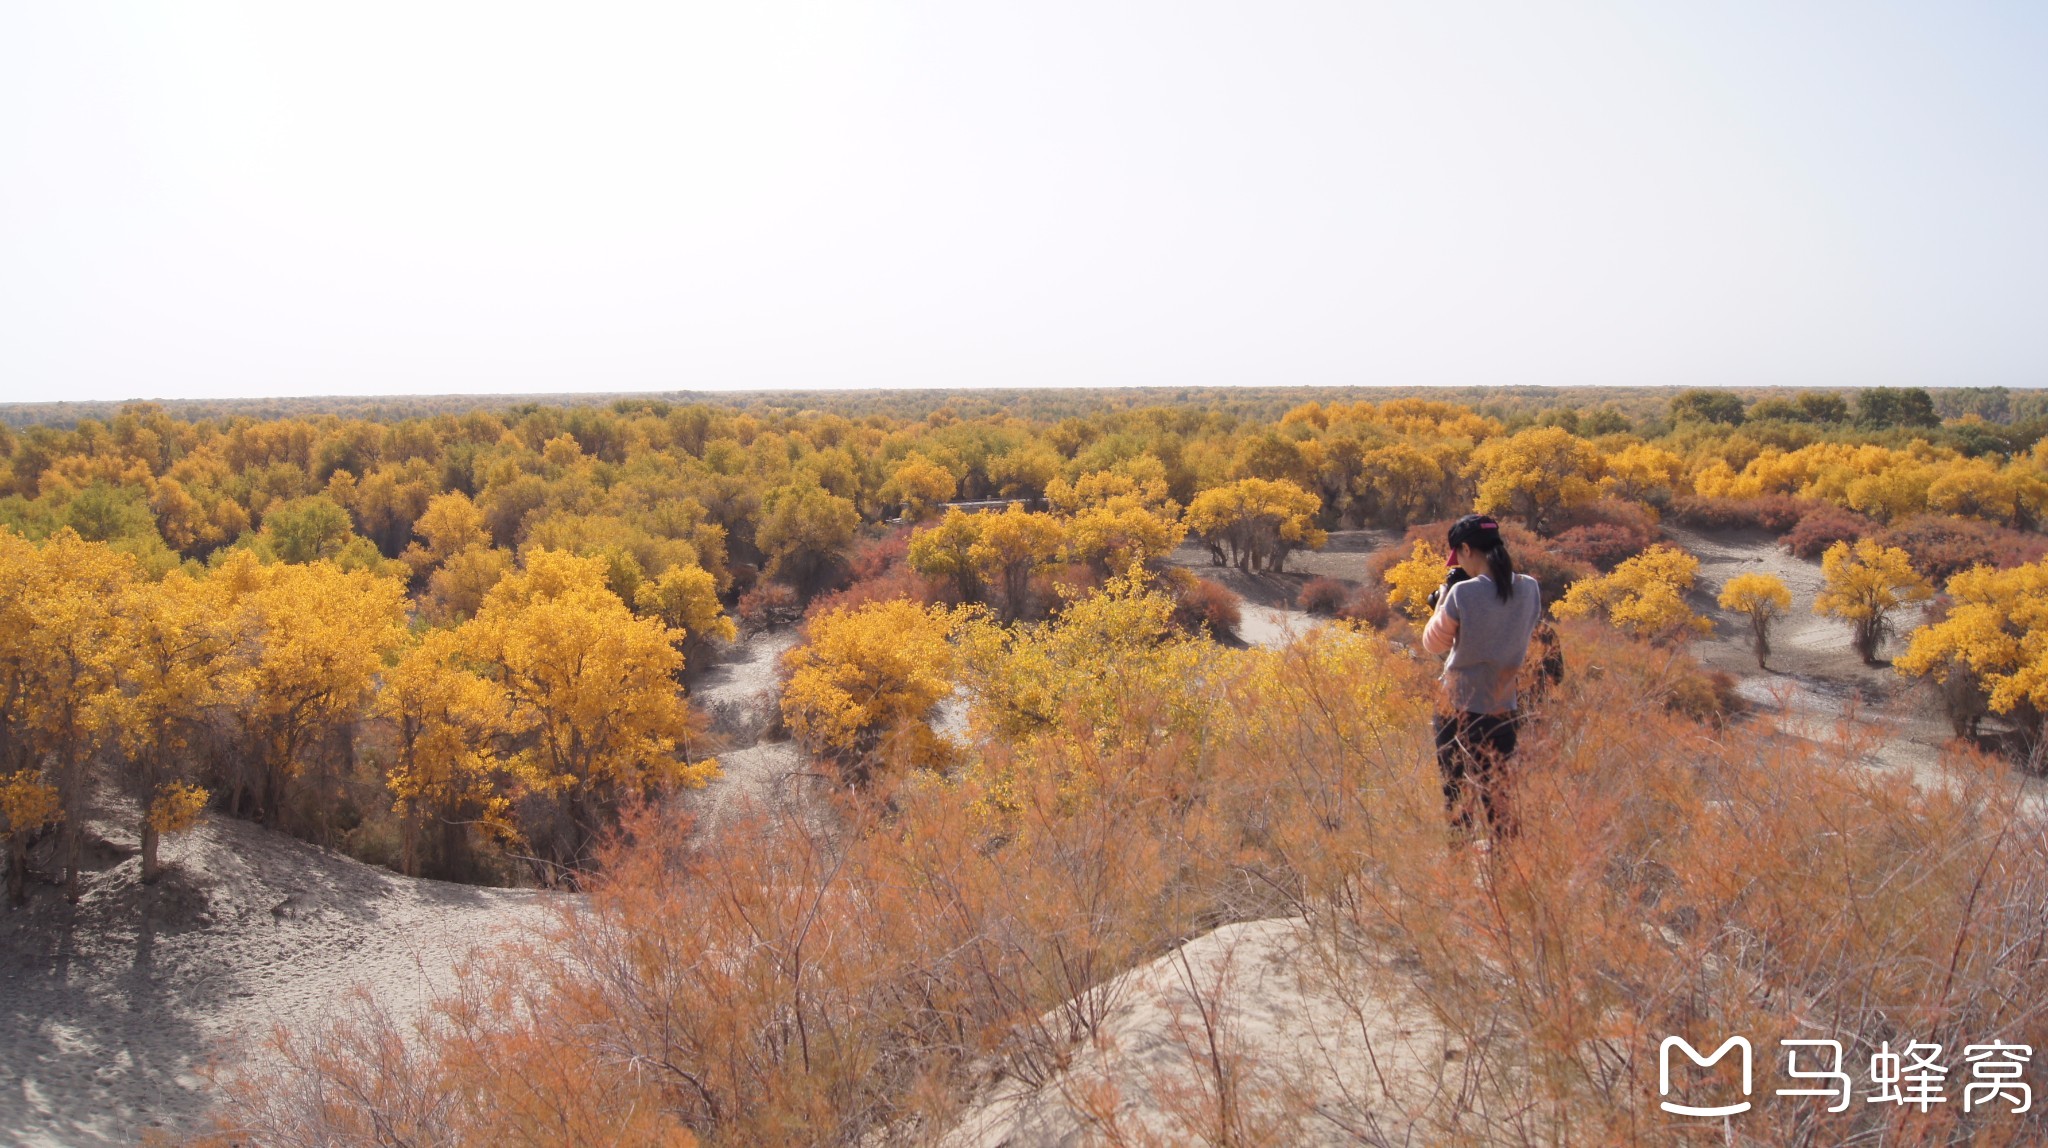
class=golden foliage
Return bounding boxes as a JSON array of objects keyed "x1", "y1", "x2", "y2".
[
  {"x1": 1470, "y1": 425, "x2": 1604, "y2": 532},
  {"x1": 376, "y1": 630, "x2": 515, "y2": 876},
  {"x1": 1815, "y1": 538, "x2": 1933, "y2": 661},
  {"x1": 879, "y1": 452, "x2": 957, "y2": 522},
  {"x1": 1551, "y1": 544, "x2": 1710, "y2": 641},
  {"x1": 634, "y1": 562, "x2": 738, "y2": 664},
  {"x1": 1717, "y1": 570, "x2": 1791, "y2": 668},
  {"x1": 0, "y1": 770, "x2": 63, "y2": 837},
  {"x1": 1897, "y1": 561, "x2": 2048, "y2": 738},
  {"x1": 955, "y1": 570, "x2": 1221, "y2": 752},
  {"x1": 969, "y1": 504, "x2": 1066, "y2": 620},
  {"x1": 1382, "y1": 538, "x2": 1448, "y2": 621},
  {"x1": 462, "y1": 550, "x2": 714, "y2": 874},
  {"x1": 210, "y1": 549, "x2": 410, "y2": 825},
  {"x1": 905, "y1": 509, "x2": 985, "y2": 602},
  {"x1": 1183, "y1": 477, "x2": 1323, "y2": 572},
  {"x1": 146, "y1": 781, "x2": 210, "y2": 835},
  {"x1": 781, "y1": 598, "x2": 956, "y2": 782}
]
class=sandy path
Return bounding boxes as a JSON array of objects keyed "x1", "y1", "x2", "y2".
[
  {"x1": 0, "y1": 809, "x2": 553, "y2": 1146},
  {"x1": 683, "y1": 628, "x2": 840, "y2": 836}
]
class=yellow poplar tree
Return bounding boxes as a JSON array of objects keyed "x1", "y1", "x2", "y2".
[
  {"x1": 1601, "y1": 443, "x2": 1688, "y2": 503},
  {"x1": 880, "y1": 452, "x2": 958, "y2": 522},
  {"x1": 8, "y1": 530, "x2": 135, "y2": 899},
  {"x1": 1183, "y1": 478, "x2": 1324, "y2": 572},
  {"x1": 1470, "y1": 426, "x2": 1604, "y2": 534},
  {"x1": 954, "y1": 569, "x2": 1218, "y2": 754},
  {"x1": 1814, "y1": 539, "x2": 1933, "y2": 663},
  {"x1": 1552, "y1": 545, "x2": 1711, "y2": 643},
  {"x1": 402, "y1": 490, "x2": 493, "y2": 581},
  {"x1": 633, "y1": 563, "x2": 738, "y2": 675},
  {"x1": 461, "y1": 550, "x2": 715, "y2": 879},
  {"x1": 2, "y1": 769, "x2": 63, "y2": 907},
  {"x1": 1897, "y1": 561, "x2": 2048, "y2": 747},
  {"x1": 106, "y1": 571, "x2": 230, "y2": 882},
  {"x1": 1718, "y1": 572, "x2": 1792, "y2": 670},
  {"x1": 213, "y1": 550, "x2": 410, "y2": 827},
  {"x1": 376, "y1": 629, "x2": 514, "y2": 878},
  {"x1": 971, "y1": 505, "x2": 1068, "y2": 621},
  {"x1": 781, "y1": 599, "x2": 956, "y2": 785},
  {"x1": 907, "y1": 509, "x2": 987, "y2": 603}
]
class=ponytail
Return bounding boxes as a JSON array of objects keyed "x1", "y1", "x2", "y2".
[{"x1": 1485, "y1": 542, "x2": 1515, "y2": 601}]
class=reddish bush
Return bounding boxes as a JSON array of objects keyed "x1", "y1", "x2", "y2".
[
  {"x1": 1338, "y1": 584, "x2": 1393, "y2": 629},
  {"x1": 1171, "y1": 575, "x2": 1242, "y2": 641},
  {"x1": 1552, "y1": 523, "x2": 1653, "y2": 572},
  {"x1": 1297, "y1": 577, "x2": 1353, "y2": 616},
  {"x1": 1873, "y1": 514, "x2": 2048, "y2": 583},
  {"x1": 1553, "y1": 496, "x2": 1660, "y2": 538},
  {"x1": 736, "y1": 582, "x2": 801, "y2": 630},
  {"x1": 1669, "y1": 494, "x2": 1815, "y2": 533},
  {"x1": 1782, "y1": 505, "x2": 1876, "y2": 560},
  {"x1": 802, "y1": 565, "x2": 942, "y2": 623},
  {"x1": 847, "y1": 528, "x2": 912, "y2": 582}
]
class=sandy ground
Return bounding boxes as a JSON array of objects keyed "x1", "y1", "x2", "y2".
[
  {"x1": 679, "y1": 627, "x2": 845, "y2": 839},
  {"x1": 1167, "y1": 529, "x2": 1399, "y2": 651},
  {"x1": 1659, "y1": 523, "x2": 2019, "y2": 793},
  {"x1": 941, "y1": 918, "x2": 1457, "y2": 1147},
  {"x1": 0, "y1": 803, "x2": 553, "y2": 1146}
]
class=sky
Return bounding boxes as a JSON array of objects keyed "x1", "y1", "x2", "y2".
[{"x1": 2, "y1": 2, "x2": 2045, "y2": 403}]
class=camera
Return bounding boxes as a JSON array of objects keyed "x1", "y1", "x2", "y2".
[{"x1": 1426, "y1": 566, "x2": 1471, "y2": 611}]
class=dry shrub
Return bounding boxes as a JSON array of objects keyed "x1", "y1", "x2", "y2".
[
  {"x1": 1669, "y1": 493, "x2": 1816, "y2": 533},
  {"x1": 802, "y1": 564, "x2": 943, "y2": 622},
  {"x1": 847, "y1": 527, "x2": 912, "y2": 582},
  {"x1": 1296, "y1": 576, "x2": 1351, "y2": 616},
  {"x1": 1783, "y1": 504, "x2": 1877, "y2": 559},
  {"x1": 1337, "y1": 583, "x2": 1392, "y2": 629},
  {"x1": 736, "y1": 582, "x2": 801, "y2": 631},
  {"x1": 1554, "y1": 495, "x2": 1661, "y2": 538},
  {"x1": 1551, "y1": 522, "x2": 1651, "y2": 571},
  {"x1": 1874, "y1": 513, "x2": 2048, "y2": 583},
  {"x1": 1168, "y1": 572, "x2": 1242, "y2": 642}
]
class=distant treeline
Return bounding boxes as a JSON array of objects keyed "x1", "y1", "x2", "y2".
[{"x1": 9, "y1": 383, "x2": 2039, "y2": 431}]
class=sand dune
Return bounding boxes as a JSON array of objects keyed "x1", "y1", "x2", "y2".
[{"x1": 0, "y1": 802, "x2": 553, "y2": 1146}]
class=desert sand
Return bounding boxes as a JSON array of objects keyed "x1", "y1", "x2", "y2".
[{"x1": 0, "y1": 802, "x2": 553, "y2": 1146}]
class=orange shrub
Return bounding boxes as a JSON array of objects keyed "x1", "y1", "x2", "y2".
[
  {"x1": 1295, "y1": 576, "x2": 1351, "y2": 616},
  {"x1": 1783, "y1": 503, "x2": 1877, "y2": 559},
  {"x1": 1874, "y1": 513, "x2": 2048, "y2": 582},
  {"x1": 1167, "y1": 572, "x2": 1242, "y2": 641}
]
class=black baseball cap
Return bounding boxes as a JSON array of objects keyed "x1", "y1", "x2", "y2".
[{"x1": 1445, "y1": 514, "x2": 1500, "y2": 567}]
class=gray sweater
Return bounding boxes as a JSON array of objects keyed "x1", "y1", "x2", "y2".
[{"x1": 1427, "y1": 573, "x2": 1543, "y2": 714}]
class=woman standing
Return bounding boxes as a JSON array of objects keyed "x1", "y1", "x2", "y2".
[{"x1": 1420, "y1": 515, "x2": 1543, "y2": 839}]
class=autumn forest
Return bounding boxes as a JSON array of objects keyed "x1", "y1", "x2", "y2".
[{"x1": 8, "y1": 384, "x2": 2048, "y2": 1144}]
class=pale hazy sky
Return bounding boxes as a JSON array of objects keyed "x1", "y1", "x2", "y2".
[{"x1": 2, "y1": 2, "x2": 2044, "y2": 403}]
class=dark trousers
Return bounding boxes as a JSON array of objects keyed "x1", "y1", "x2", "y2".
[{"x1": 1435, "y1": 710, "x2": 1519, "y2": 838}]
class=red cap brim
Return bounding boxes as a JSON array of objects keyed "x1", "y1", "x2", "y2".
[{"x1": 1446, "y1": 552, "x2": 1459, "y2": 568}]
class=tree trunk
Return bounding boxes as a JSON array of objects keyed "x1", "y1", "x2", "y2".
[
  {"x1": 141, "y1": 821, "x2": 162, "y2": 884},
  {"x1": 61, "y1": 818, "x2": 80, "y2": 903},
  {"x1": 6, "y1": 834, "x2": 25, "y2": 908},
  {"x1": 1752, "y1": 616, "x2": 1771, "y2": 670}
]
